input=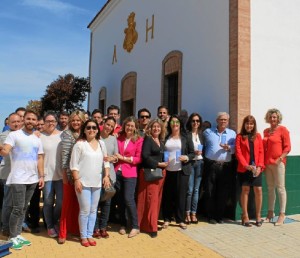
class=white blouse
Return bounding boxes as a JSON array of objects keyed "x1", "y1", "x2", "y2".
[{"x1": 70, "y1": 140, "x2": 110, "y2": 187}]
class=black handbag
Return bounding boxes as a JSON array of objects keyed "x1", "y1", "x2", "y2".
[
  {"x1": 143, "y1": 168, "x2": 163, "y2": 182},
  {"x1": 100, "y1": 180, "x2": 116, "y2": 202}
]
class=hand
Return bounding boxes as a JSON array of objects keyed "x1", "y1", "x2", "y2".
[
  {"x1": 256, "y1": 167, "x2": 261, "y2": 176},
  {"x1": 38, "y1": 177, "x2": 45, "y2": 189},
  {"x1": 194, "y1": 150, "x2": 202, "y2": 156},
  {"x1": 220, "y1": 144, "x2": 230, "y2": 151},
  {"x1": 115, "y1": 153, "x2": 123, "y2": 160},
  {"x1": 74, "y1": 180, "x2": 82, "y2": 193},
  {"x1": 33, "y1": 131, "x2": 41, "y2": 138},
  {"x1": 103, "y1": 176, "x2": 111, "y2": 188},
  {"x1": 158, "y1": 162, "x2": 168, "y2": 168},
  {"x1": 179, "y1": 155, "x2": 189, "y2": 162},
  {"x1": 276, "y1": 157, "x2": 283, "y2": 165}
]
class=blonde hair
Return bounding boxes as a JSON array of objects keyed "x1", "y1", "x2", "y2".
[
  {"x1": 68, "y1": 110, "x2": 86, "y2": 131},
  {"x1": 145, "y1": 119, "x2": 166, "y2": 141},
  {"x1": 120, "y1": 116, "x2": 140, "y2": 142},
  {"x1": 264, "y1": 108, "x2": 282, "y2": 124}
]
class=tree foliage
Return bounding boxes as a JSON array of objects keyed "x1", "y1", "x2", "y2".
[
  {"x1": 41, "y1": 74, "x2": 90, "y2": 114},
  {"x1": 26, "y1": 100, "x2": 42, "y2": 116}
]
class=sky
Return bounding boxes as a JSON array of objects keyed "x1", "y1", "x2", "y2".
[{"x1": 0, "y1": 0, "x2": 107, "y2": 127}]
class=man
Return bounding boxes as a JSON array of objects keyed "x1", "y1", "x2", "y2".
[
  {"x1": 203, "y1": 112, "x2": 236, "y2": 224},
  {"x1": 106, "y1": 105, "x2": 122, "y2": 135},
  {"x1": 92, "y1": 109, "x2": 103, "y2": 126},
  {"x1": 0, "y1": 110, "x2": 44, "y2": 250},
  {"x1": 36, "y1": 116, "x2": 45, "y2": 132},
  {"x1": 137, "y1": 108, "x2": 151, "y2": 136},
  {"x1": 15, "y1": 107, "x2": 26, "y2": 127},
  {"x1": 0, "y1": 113, "x2": 22, "y2": 237},
  {"x1": 58, "y1": 111, "x2": 69, "y2": 131},
  {"x1": 157, "y1": 105, "x2": 169, "y2": 122}
]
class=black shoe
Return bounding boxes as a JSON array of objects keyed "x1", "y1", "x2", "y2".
[
  {"x1": 208, "y1": 219, "x2": 217, "y2": 224},
  {"x1": 217, "y1": 219, "x2": 224, "y2": 224},
  {"x1": 149, "y1": 232, "x2": 157, "y2": 238}
]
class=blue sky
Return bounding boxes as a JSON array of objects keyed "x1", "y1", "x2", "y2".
[{"x1": 0, "y1": 0, "x2": 107, "y2": 127}]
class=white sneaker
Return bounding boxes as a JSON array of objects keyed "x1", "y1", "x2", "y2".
[
  {"x1": 16, "y1": 235, "x2": 31, "y2": 246},
  {"x1": 9, "y1": 237, "x2": 23, "y2": 250}
]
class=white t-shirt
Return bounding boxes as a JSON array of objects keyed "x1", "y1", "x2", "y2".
[
  {"x1": 5, "y1": 129, "x2": 44, "y2": 185},
  {"x1": 165, "y1": 137, "x2": 182, "y2": 171},
  {"x1": 70, "y1": 140, "x2": 110, "y2": 187},
  {"x1": 41, "y1": 132, "x2": 63, "y2": 181}
]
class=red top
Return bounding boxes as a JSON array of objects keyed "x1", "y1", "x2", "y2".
[
  {"x1": 263, "y1": 125, "x2": 291, "y2": 165},
  {"x1": 235, "y1": 133, "x2": 264, "y2": 173}
]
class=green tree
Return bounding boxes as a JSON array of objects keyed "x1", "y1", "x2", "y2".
[
  {"x1": 26, "y1": 100, "x2": 42, "y2": 116},
  {"x1": 41, "y1": 74, "x2": 90, "y2": 113}
]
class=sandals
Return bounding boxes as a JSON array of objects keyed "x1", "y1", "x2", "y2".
[
  {"x1": 179, "y1": 222, "x2": 187, "y2": 230},
  {"x1": 162, "y1": 221, "x2": 169, "y2": 229},
  {"x1": 255, "y1": 220, "x2": 263, "y2": 227},
  {"x1": 191, "y1": 214, "x2": 198, "y2": 224},
  {"x1": 241, "y1": 214, "x2": 252, "y2": 227},
  {"x1": 265, "y1": 211, "x2": 275, "y2": 223}
]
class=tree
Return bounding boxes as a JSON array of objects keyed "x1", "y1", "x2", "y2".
[
  {"x1": 26, "y1": 100, "x2": 42, "y2": 116},
  {"x1": 41, "y1": 74, "x2": 90, "y2": 113}
]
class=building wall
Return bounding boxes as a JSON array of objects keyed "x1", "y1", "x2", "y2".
[
  {"x1": 251, "y1": 0, "x2": 300, "y2": 155},
  {"x1": 89, "y1": 0, "x2": 230, "y2": 123}
]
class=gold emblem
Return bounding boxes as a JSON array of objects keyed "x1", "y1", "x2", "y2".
[{"x1": 123, "y1": 12, "x2": 138, "y2": 53}]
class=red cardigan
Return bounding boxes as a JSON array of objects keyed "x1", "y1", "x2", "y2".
[{"x1": 235, "y1": 133, "x2": 264, "y2": 173}]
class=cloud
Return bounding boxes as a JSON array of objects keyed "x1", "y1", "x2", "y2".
[{"x1": 21, "y1": 0, "x2": 87, "y2": 15}]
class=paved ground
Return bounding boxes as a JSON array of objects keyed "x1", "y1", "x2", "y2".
[{"x1": 3, "y1": 215, "x2": 300, "y2": 258}]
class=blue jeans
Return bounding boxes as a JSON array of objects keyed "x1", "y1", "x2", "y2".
[
  {"x1": 1, "y1": 180, "x2": 12, "y2": 232},
  {"x1": 76, "y1": 186, "x2": 101, "y2": 239},
  {"x1": 9, "y1": 183, "x2": 37, "y2": 238},
  {"x1": 186, "y1": 160, "x2": 203, "y2": 214},
  {"x1": 94, "y1": 198, "x2": 111, "y2": 230},
  {"x1": 43, "y1": 180, "x2": 63, "y2": 229},
  {"x1": 115, "y1": 171, "x2": 138, "y2": 229}
]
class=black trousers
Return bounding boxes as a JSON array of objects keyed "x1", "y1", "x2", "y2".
[
  {"x1": 204, "y1": 159, "x2": 231, "y2": 220},
  {"x1": 162, "y1": 170, "x2": 189, "y2": 223}
]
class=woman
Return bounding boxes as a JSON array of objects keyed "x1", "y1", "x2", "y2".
[
  {"x1": 114, "y1": 116, "x2": 143, "y2": 238},
  {"x1": 263, "y1": 108, "x2": 291, "y2": 226},
  {"x1": 137, "y1": 119, "x2": 168, "y2": 238},
  {"x1": 41, "y1": 112, "x2": 63, "y2": 237},
  {"x1": 162, "y1": 115, "x2": 195, "y2": 229},
  {"x1": 70, "y1": 119, "x2": 110, "y2": 247},
  {"x1": 185, "y1": 113, "x2": 203, "y2": 224},
  {"x1": 58, "y1": 110, "x2": 85, "y2": 244},
  {"x1": 93, "y1": 117, "x2": 119, "y2": 239},
  {"x1": 235, "y1": 115, "x2": 264, "y2": 227}
]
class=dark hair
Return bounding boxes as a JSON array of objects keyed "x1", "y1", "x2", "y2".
[
  {"x1": 92, "y1": 109, "x2": 103, "y2": 116},
  {"x1": 44, "y1": 111, "x2": 58, "y2": 122},
  {"x1": 15, "y1": 107, "x2": 26, "y2": 113},
  {"x1": 78, "y1": 119, "x2": 100, "y2": 141},
  {"x1": 107, "y1": 105, "x2": 120, "y2": 115},
  {"x1": 157, "y1": 105, "x2": 168, "y2": 114},
  {"x1": 166, "y1": 114, "x2": 185, "y2": 138},
  {"x1": 202, "y1": 120, "x2": 211, "y2": 130},
  {"x1": 24, "y1": 110, "x2": 38, "y2": 119},
  {"x1": 103, "y1": 116, "x2": 116, "y2": 135},
  {"x1": 138, "y1": 108, "x2": 151, "y2": 118},
  {"x1": 186, "y1": 112, "x2": 203, "y2": 132},
  {"x1": 239, "y1": 115, "x2": 257, "y2": 141},
  {"x1": 59, "y1": 111, "x2": 69, "y2": 117}
]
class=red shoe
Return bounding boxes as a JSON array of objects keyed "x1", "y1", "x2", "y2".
[
  {"x1": 93, "y1": 229, "x2": 101, "y2": 239},
  {"x1": 88, "y1": 238, "x2": 97, "y2": 246},
  {"x1": 100, "y1": 229, "x2": 109, "y2": 238},
  {"x1": 81, "y1": 240, "x2": 90, "y2": 247}
]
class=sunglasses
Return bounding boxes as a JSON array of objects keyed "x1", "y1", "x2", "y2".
[
  {"x1": 170, "y1": 120, "x2": 180, "y2": 125},
  {"x1": 140, "y1": 115, "x2": 150, "y2": 119},
  {"x1": 86, "y1": 126, "x2": 98, "y2": 130},
  {"x1": 192, "y1": 120, "x2": 200, "y2": 123}
]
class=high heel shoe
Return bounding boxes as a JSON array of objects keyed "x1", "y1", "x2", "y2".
[
  {"x1": 191, "y1": 214, "x2": 198, "y2": 224},
  {"x1": 185, "y1": 213, "x2": 191, "y2": 225},
  {"x1": 265, "y1": 211, "x2": 275, "y2": 223},
  {"x1": 255, "y1": 220, "x2": 263, "y2": 227},
  {"x1": 275, "y1": 214, "x2": 286, "y2": 226},
  {"x1": 241, "y1": 214, "x2": 252, "y2": 227}
]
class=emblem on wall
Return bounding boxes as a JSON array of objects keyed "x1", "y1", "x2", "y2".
[{"x1": 123, "y1": 12, "x2": 138, "y2": 53}]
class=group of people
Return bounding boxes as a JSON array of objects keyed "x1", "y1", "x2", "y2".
[{"x1": 0, "y1": 105, "x2": 291, "y2": 251}]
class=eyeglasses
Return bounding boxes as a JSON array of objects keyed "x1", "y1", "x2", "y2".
[
  {"x1": 86, "y1": 126, "x2": 98, "y2": 130},
  {"x1": 45, "y1": 120, "x2": 56, "y2": 124},
  {"x1": 192, "y1": 120, "x2": 200, "y2": 123},
  {"x1": 170, "y1": 120, "x2": 180, "y2": 125},
  {"x1": 140, "y1": 115, "x2": 150, "y2": 119}
]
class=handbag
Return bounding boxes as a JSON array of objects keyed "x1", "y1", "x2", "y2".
[
  {"x1": 100, "y1": 179, "x2": 116, "y2": 202},
  {"x1": 143, "y1": 168, "x2": 163, "y2": 182}
]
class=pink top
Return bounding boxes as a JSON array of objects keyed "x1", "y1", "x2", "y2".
[
  {"x1": 263, "y1": 125, "x2": 291, "y2": 165},
  {"x1": 114, "y1": 135, "x2": 143, "y2": 178}
]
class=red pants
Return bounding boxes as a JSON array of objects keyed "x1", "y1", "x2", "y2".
[
  {"x1": 59, "y1": 183, "x2": 80, "y2": 239},
  {"x1": 137, "y1": 169, "x2": 165, "y2": 232}
]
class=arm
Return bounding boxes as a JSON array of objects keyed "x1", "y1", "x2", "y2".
[
  {"x1": 180, "y1": 134, "x2": 195, "y2": 162},
  {"x1": 37, "y1": 154, "x2": 45, "y2": 189},
  {"x1": 235, "y1": 135, "x2": 249, "y2": 170},
  {"x1": 142, "y1": 136, "x2": 159, "y2": 168},
  {"x1": 70, "y1": 142, "x2": 82, "y2": 193},
  {"x1": 131, "y1": 137, "x2": 144, "y2": 165},
  {"x1": 0, "y1": 144, "x2": 12, "y2": 156}
]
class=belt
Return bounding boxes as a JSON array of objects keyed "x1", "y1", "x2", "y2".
[{"x1": 205, "y1": 158, "x2": 231, "y2": 166}]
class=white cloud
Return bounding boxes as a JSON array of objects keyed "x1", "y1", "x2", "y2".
[{"x1": 21, "y1": 0, "x2": 87, "y2": 14}]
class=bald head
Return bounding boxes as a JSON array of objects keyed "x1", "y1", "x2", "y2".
[{"x1": 8, "y1": 113, "x2": 22, "y2": 131}]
